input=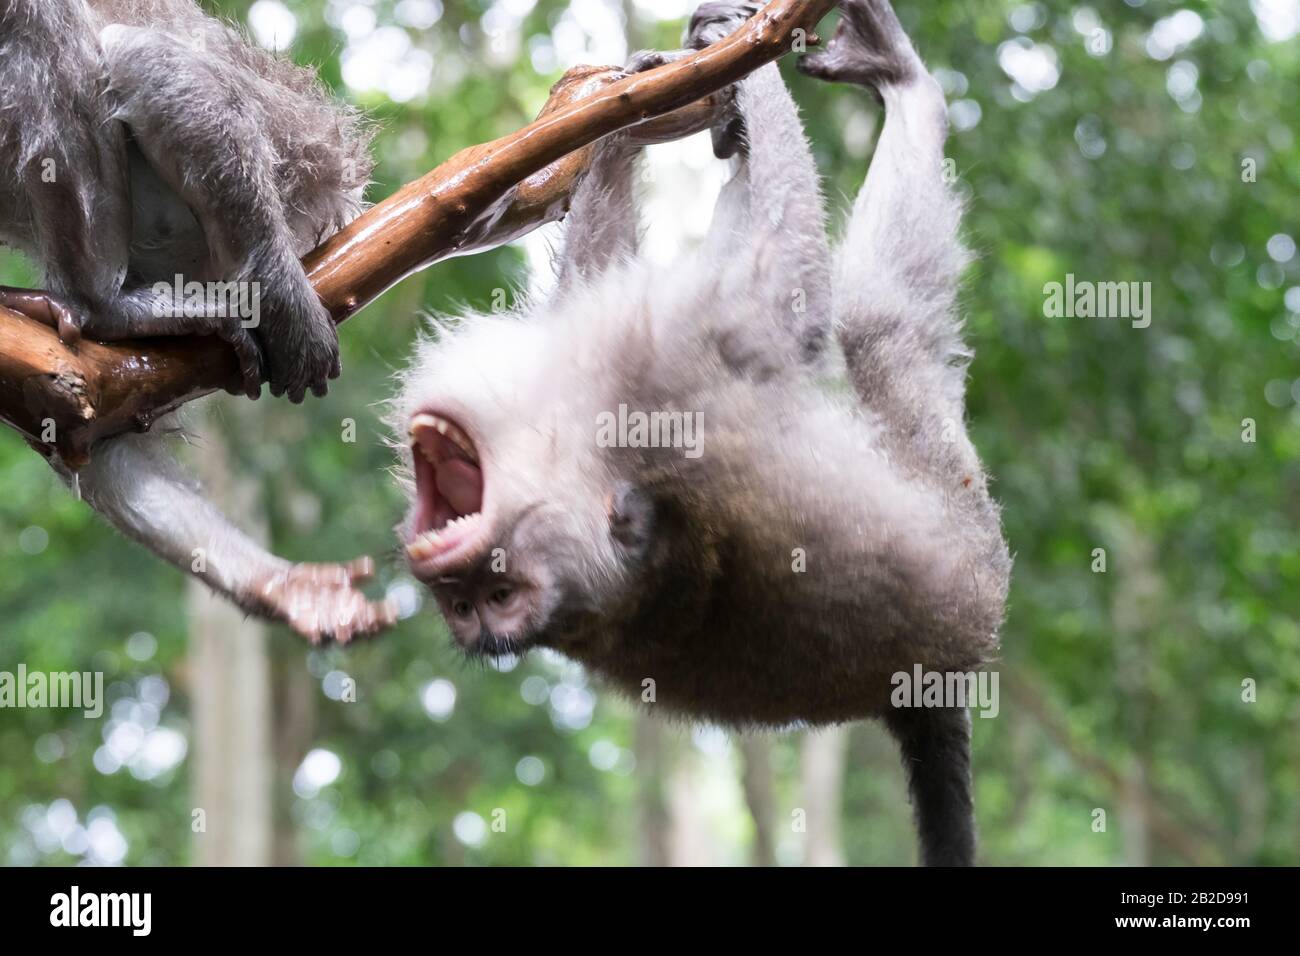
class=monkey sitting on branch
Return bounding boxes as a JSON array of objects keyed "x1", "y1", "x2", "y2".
[
  {"x1": 392, "y1": 0, "x2": 1011, "y2": 866},
  {"x1": 0, "y1": 0, "x2": 394, "y2": 636}
]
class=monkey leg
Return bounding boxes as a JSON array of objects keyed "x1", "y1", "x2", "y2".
[
  {"x1": 0, "y1": 280, "x2": 267, "y2": 400},
  {"x1": 0, "y1": 5, "x2": 262, "y2": 397},
  {"x1": 806, "y1": 9, "x2": 1006, "y2": 868},
  {"x1": 0, "y1": 2, "x2": 140, "y2": 347},
  {"x1": 686, "y1": 1, "x2": 833, "y2": 368},
  {"x1": 97, "y1": 25, "x2": 339, "y2": 404},
  {"x1": 552, "y1": 140, "x2": 642, "y2": 300},
  {"x1": 796, "y1": 0, "x2": 923, "y2": 90},
  {"x1": 799, "y1": 0, "x2": 974, "y2": 479},
  {"x1": 884, "y1": 706, "x2": 976, "y2": 866}
]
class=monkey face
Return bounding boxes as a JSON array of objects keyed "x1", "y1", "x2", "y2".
[
  {"x1": 406, "y1": 409, "x2": 526, "y2": 653},
  {"x1": 429, "y1": 575, "x2": 551, "y2": 657},
  {"x1": 394, "y1": 314, "x2": 663, "y2": 657},
  {"x1": 403, "y1": 406, "x2": 642, "y2": 657}
]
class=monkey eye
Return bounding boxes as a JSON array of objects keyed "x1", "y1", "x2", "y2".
[
  {"x1": 452, "y1": 599, "x2": 473, "y2": 617},
  {"x1": 487, "y1": 586, "x2": 514, "y2": 607}
]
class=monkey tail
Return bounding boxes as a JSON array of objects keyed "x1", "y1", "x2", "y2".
[{"x1": 884, "y1": 705, "x2": 976, "y2": 866}]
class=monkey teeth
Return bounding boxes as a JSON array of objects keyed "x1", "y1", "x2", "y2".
[
  {"x1": 406, "y1": 513, "x2": 482, "y2": 561},
  {"x1": 410, "y1": 413, "x2": 478, "y2": 464}
]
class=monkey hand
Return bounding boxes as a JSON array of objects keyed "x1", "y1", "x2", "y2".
[
  {"x1": 624, "y1": 1, "x2": 758, "y2": 73},
  {"x1": 685, "y1": 2, "x2": 761, "y2": 49},
  {"x1": 251, "y1": 556, "x2": 399, "y2": 645},
  {"x1": 624, "y1": 48, "x2": 691, "y2": 73},
  {"x1": 253, "y1": 276, "x2": 342, "y2": 404},
  {"x1": 683, "y1": 3, "x2": 762, "y2": 158}
]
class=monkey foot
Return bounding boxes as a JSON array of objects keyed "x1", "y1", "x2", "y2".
[
  {"x1": 796, "y1": 0, "x2": 920, "y2": 90},
  {"x1": 0, "y1": 286, "x2": 89, "y2": 344},
  {"x1": 254, "y1": 556, "x2": 399, "y2": 645},
  {"x1": 0, "y1": 284, "x2": 265, "y2": 399}
]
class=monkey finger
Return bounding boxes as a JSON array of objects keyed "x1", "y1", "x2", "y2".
[
  {"x1": 686, "y1": 1, "x2": 761, "y2": 49},
  {"x1": 376, "y1": 597, "x2": 400, "y2": 629},
  {"x1": 0, "y1": 287, "x2": 86, "y2": 344},
  {"x1": 287, "y1": 613, "x2": 326, "y2": 646},
  {"x1": 343, "y1": 556, "x2": 377, "y2": 583},
  {"x1": 349, "y1": 597, "x2": 400, "y2": 639},
  {"x1": 711, "y1": 113, "x2": 747, "y2": 159},
  {"x1": 239, "y1": 367, "x2": 263, "y2": 401},
  {"x1": 332, "y1": 619, "x2": 356, "y2": 645},
  {"x1": 215, "y1": 326, "x2": 264, "y2": 400},
  {"x1": 327, "y1": 593, "x2": 396, "y2": 644},
  {"x1": 287, "y1": 599, "x2": 351, "y2": 646},
  {"x1": 624, "y1": 50, "x2": 665, "y2": 73},
  {"x1": 306, "y1": 563, "x2": 355, "y2": 589},
  {"x1": 794, "y1": 54, "x2": 830, "y2": 79},
  {"x1": 625, "y1": 49, "x2": 689, "y2": 73},
  {"x1": 57, "y1": 306, "x2": 84, "y2": 346}
]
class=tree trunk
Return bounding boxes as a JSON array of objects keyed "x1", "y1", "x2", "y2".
[
  {"x1": 634, "y1": 710, "x2": 671, "y2": 867},
  {"x1": 187, "y1": 407, "x2": 274, "y2": 866},
  {"x1": 738, "y1": 734, "x2": 777, "y2": 866},
  {"x1": 270, "y1": 642, "x2": 316, "y2": 866},
  {"x1": 800, "y1": 727, "x2": 848, "y2": 866}
]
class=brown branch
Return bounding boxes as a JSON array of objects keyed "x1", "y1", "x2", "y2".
[{"x1": 0, "y1": 0, "x2": 834, "y2": 466}]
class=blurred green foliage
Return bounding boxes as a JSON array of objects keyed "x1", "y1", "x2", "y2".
[{"x1": 0, "y1": 0, "x2": 1296, "y2": 866}]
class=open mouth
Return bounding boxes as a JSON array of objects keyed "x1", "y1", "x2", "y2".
[{"x1": 407, "y1": 412, "x2": 489, "y2": 575}]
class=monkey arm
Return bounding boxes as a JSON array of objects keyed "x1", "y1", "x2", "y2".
[
  {"x1": 687, "y1": 2, "x2": 834, "y2": 371},
  {"x1": 0, "y1": 0, "x2": 837, "y2": 468},
  {"x1": 93, "y1": 25, "x2": 342, "y2": 404},
  {"x1": 56, "y1": 427, "x2": 396, "y2": 644},
  {"x1": 552, "y1": 139, "x2": 642, "y2": 298},
  {"x1": 547, "y1": 46, "x2": 731, "y2": 297},
  {"x1": 451, "y1": 64, "x2": 712, "y2": 262}
]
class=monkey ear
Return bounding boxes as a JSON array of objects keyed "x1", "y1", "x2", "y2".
[{"x1": 605, "y1": 481, "x2": 655, "y2": 556}]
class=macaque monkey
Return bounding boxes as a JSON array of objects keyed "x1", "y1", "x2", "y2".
[
  {"x1": 394, "y1": 0, "x2": 1011, "y2": 865},
  {"x1": 0, "y1": 0, "x2": 394, "y2": 639}
]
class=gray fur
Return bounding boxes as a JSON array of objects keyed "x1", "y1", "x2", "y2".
[
  {"x1": 393, "y1": 1, "x2": 1011, "y2": 865},
  {"x1": 552, "y1": 140, "x2": 641, "y2": 300},
  {"x1": 0, "y1": 0, "x2": 372, "y2": 396},
  {"x1": 1, "y1": 0, "x2": 382, "y2": 638}
]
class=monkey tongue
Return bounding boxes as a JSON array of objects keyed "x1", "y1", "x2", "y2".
[{"x1": 435, "y1": 458, "x2": 483, "y2": 517}]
